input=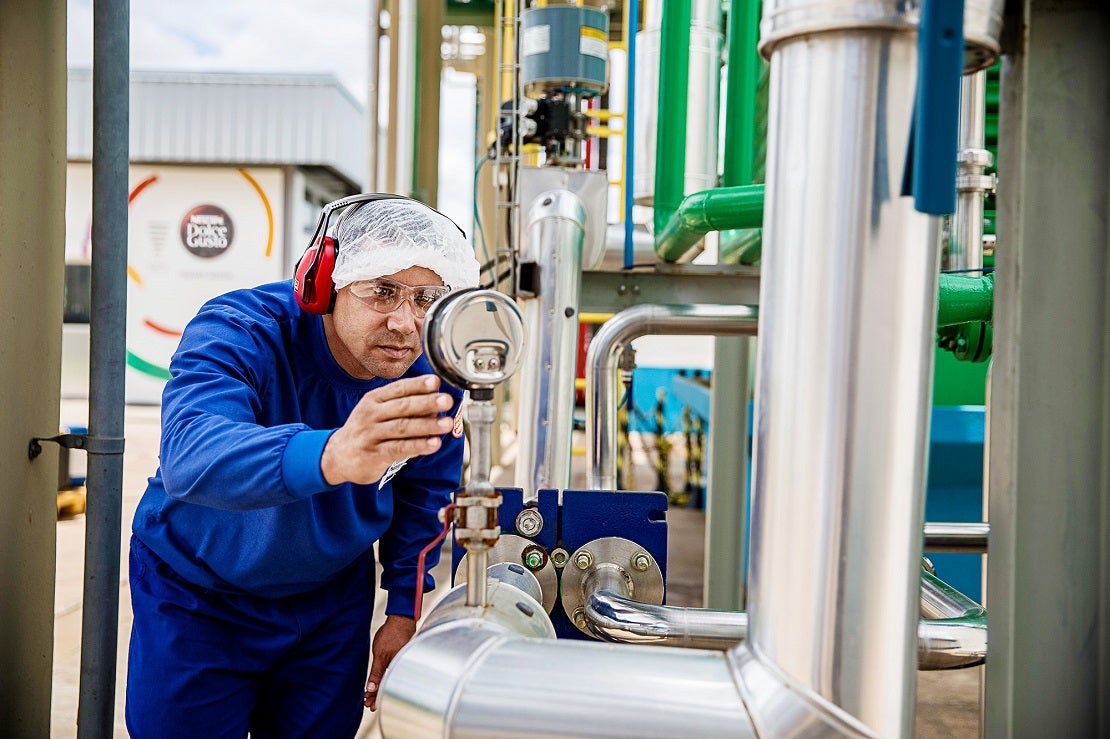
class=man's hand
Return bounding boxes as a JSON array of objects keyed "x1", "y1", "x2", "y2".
[
  {"x1": 321, "y1": 375, "x2": 454, "y2": 486},
  {"x1": 364, "y1": 614, "x2": 418, "y2": 711}
]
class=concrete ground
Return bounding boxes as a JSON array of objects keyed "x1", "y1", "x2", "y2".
[{"x1": 51, "y1": 402, "x2": 980, "y2": 738}]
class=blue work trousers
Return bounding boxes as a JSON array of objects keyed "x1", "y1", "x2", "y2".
[{"x1": 125, "y1": 536, "x2": 375, "y2": 739}]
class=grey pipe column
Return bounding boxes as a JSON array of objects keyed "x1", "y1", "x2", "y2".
[
  {"x1": 79, "y1": 0, "x2": 130, "y2": 736},
  {"x1": 585, "y1": 304, "x2": 758, "y2": 490},
  {"x1": 749, "y1": 2, "x2": 938, "y2": 734}
]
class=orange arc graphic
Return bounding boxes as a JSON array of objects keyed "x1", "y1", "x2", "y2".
[
  {"x1": 143, "y1": 318, "x2": 184, "y2": 337},
  {"x1": 238, "y1": 168, "x2": 275, "y2": 257}
]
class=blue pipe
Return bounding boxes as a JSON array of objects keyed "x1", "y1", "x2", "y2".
[{"x1": 624, "y1": 0, "x2": 638, "y2": 269}]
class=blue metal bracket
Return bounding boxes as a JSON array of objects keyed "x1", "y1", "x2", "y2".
[{"x1": 912, "y1": 0, "x2": 966, "y2": 215}]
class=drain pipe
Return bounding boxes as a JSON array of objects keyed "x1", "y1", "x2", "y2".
[
  {"x1": 79, "y1": 2, "x2": 130, "y2": 736},
  {"x1": 584, "y1": 304, "x2": 759, "y2": 491}
]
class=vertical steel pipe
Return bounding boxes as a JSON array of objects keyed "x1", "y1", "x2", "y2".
[
  {"x1": 751, "y1": 1, "x2": 938, "y2": 735},
  {"x1": 513, "y1": 191, "x2": 587, "y2": 498},
  {"x1": 79, "y1": 0, "x2": 130, "y2": 735},
  {"x1": 948, "y1": 70, "x2": 992, "y2": 271}
]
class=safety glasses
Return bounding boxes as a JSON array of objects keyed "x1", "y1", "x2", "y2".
[{"x1": 347, "y1": 277, "x2": 449, "y2": 318}]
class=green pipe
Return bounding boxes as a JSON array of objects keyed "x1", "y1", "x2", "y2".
[
  {"x1": 652, "y1": 0, "x2": 692, "y2": 238},
  {"x1": 720, "y1": 228, "x2": 762, "y2": 264},
  {"x1": 656, "y1": 185, "x2": 764, "y2": 262},
  {"x1": 722, "y1": 0, "x2": 761, "y2": 187},
  {"x1": 937, "y1": 271, "x2": 995, "y2": 327}
]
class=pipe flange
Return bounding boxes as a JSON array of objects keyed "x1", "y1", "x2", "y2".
[
  {"x1": 455, "y1": 534, "x2": 558, "y2": 613},
  {"x1": 561, "y1": 536, "x2": 664, "y2": 637}
]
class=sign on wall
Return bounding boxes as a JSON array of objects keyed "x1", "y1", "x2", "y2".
[{"x1": 65, "y1": 164, "x2": 286, "y2": 404}]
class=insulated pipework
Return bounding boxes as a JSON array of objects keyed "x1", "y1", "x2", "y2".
[{"x1": 514, "y1": 190, "x2": 587, "y2": 498}]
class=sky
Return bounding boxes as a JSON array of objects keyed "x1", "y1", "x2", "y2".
[
  {"x1": 65, "y1": 0, "x2": 477, "y2": 227},
  {"x1": 67, "y1": 0, "x2": 372, "y2": 104}
]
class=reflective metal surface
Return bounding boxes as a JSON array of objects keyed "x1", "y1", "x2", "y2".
[
  {"x1": 917, "y1": 570, "x2": 987, "y2": 669},
  {"x1": 750, "y1": 2, "x2": 938, "y2": 733},
  {"x1": 759, "y1": 0, "x2": 1003, "y2": 73},
  {"x1": 380, "y1": 624, "x2": 757, "y2": 739},
  {"x1": 948, "y1": 70, "x2": 993, "y2": 272},
  {"x1": 586, "y1": 589, "x2": 749, "y2": 649},
  {"x1": 455, "y1": 533, "x2": 558, "y2": 613},
  {"x1": 924, "y1": 521, "x2": 989, "y2": 553},
  {"x1": 559, "y1": 537, "x2": 665, "y2": 636},
  {"x1": 585, "y1": 304, "x2": 758, "y2": 490},
  {"x1": 581, "y1": 569, "x2": 987, "y2": 670},
  {"x1": 421, "y1": 289, "x2": 525, "y2": 394},
  {"x1": 514, "y1": 190, "x2": 587, "y2": 498}
]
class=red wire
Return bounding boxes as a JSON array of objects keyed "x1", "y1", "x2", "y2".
[{"x1": 413, "y1": 503, "x2": 456, "y2": 621}]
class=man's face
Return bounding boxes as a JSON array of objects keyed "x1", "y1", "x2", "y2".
[{"x1": 323, "y1": 265, "x2": 444, "y2": 380}]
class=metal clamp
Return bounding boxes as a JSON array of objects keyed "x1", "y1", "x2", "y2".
[{"x1": 28, "y1": 433, "x2": 125, "y2": 460}]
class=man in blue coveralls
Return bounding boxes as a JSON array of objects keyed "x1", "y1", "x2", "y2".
[{"x1": 125, "y1": 195, "x2": 481, "y2": 738}]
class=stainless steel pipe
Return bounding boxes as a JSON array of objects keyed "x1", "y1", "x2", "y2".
[
  {"x1": 585, "y1": 304, "x2": 758, "y2": 490},
  {"x1": 582, "y1": 566, "x2": 987, "y2": 669},
  {"x1": 750, "y1": 0, "x2": 940, "y2": 734},
  {"x1": 924, "y1": 521, "x2": 989, "y2": 553},
  {"x1": 514, "y1": 190, "x2": 587, "y2": 498},
  {"x1": 947, "y1": 70, "x2": 993, "y2": 272}
]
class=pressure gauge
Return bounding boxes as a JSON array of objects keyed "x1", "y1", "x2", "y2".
[{"x1": 421, "y1": 289, "x2": 525, "y2": 399}]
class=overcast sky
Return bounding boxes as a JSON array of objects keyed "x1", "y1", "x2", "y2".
[
  {"x1": 67, "y1": 0, "x2": 372, "y2": 104},
  {"x1": 65, "y1": 0, "x2": 477, "y2": 227}
]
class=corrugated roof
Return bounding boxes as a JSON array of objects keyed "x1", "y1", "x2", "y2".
[{"x1": 67, "y1": 69, "x2": 367, "y2": 188}]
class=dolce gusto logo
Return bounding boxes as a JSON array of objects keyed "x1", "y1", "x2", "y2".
[{"x1": 181, "y1": 204, "x2": 234, "y2": 257}]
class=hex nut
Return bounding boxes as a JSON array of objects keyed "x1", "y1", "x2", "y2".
[
  {"x1": 550, "y1": 548, "x2": 569, "y2": 568},
  {"x1": 631, "y1": 552, "x2": 652, "y2": 572},
  {"x1": 573, "y1": 550, "x2": 593, "y2": 570},
  {"x1": 515, "y1": 509, "x2": 544, "y2": 537}
]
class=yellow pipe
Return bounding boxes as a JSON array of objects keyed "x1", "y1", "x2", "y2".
[
  {"x1": 588, "y1": 109, "x2": 624, "y2": 122},
  {"x1": 579, "y1": 312, "x2": 615, "y2": 324}
]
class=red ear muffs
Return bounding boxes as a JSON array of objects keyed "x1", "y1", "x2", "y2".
[{"x1": 293, "y1": 236, "x2": 337, "y2": 314}]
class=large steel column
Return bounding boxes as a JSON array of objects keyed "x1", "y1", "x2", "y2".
[
  {"x1": 0, "y1": 1, "x2": 66, "y2": 735},
  {"x1": 985, "y1": 0, "x2": 1110, "y2": 734},
  {"x1": 751, "y1": 1, "x2": 938, "y2": 734}
]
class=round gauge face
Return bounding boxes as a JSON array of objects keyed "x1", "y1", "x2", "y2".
[{"x1": 421, "y1": 289, "x2": 525, "y2": 391}]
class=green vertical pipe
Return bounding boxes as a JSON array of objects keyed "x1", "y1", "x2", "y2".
[
  {"x1": 653, "y1": 1, "x2": 693, "y2": 238},
  {"x1": 655, "y1": 184, "x2": 764, "y2": 262},
  {"x1": 937, "y1": 271, "x2": 995, "y2": 327},
  {"x1": 722, "y1": 0, "x2": 761, "y2": 187}
]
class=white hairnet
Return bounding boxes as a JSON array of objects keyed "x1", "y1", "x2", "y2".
[{"x1": 331, "y1": 199, "x2": 480, "y2": 290}]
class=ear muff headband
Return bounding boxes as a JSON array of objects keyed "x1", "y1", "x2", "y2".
[{"x1": 293, "y1": 194, "x2": 467, "y2": 315}]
